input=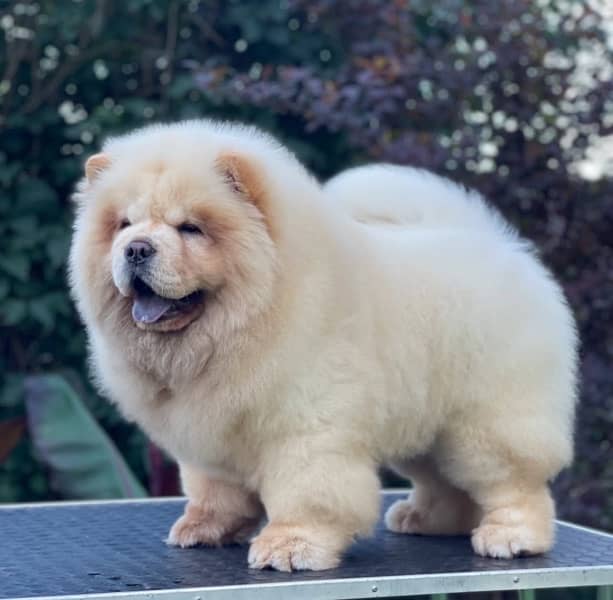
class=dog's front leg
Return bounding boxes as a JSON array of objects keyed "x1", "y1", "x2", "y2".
[
  {"x1": 167, "y1": 462, "x2": 264, "y2": 547},
  {"x1": 249, "y1": 447, "x2": 380, "y2": 571}
]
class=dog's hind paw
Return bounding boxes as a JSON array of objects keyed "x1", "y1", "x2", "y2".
[
  {"x1": 385, "y1": 497, "x2": 425, "y2": 534},
  {"x1": 471, "y1": 523, "x2": 552, "y2": 559}
]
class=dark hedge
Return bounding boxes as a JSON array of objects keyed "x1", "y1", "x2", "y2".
[{"x1": 0, "y1": 0, "x2": 611, "y2": 530}]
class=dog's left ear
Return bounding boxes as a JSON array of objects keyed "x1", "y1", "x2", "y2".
[
  {"x1": 215, "y1": 151, "x2": 275, "y2": 237},
  {"x1": 215, "y1": 151, "x2": 266, "y2": 205},
  {"x1": 85, "y1": 153, "x2": 111, "y2": 183}
]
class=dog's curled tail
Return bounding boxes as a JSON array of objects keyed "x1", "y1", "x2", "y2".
[{"x1": 324, "y1": 164, "x2": 515, "y2": 238}]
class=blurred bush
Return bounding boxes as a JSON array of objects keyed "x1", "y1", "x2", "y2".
[{"x1": 0, "y1": 0, "x2": 611, "y2": 530}]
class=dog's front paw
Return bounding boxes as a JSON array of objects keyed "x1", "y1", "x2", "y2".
[
  {"x1": 248, "y1": 523, "x2": 342, "y2": 572},
  {"x1": 167, "y1": 503, "x2": 259, "y2": 548},
  {"x1": 167, "y1": 510, "x2": 227, "y2": 548}
]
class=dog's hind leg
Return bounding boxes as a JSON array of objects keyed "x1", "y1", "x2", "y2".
[
  {"x1": 385, "y1": 456, "x2": 481, "y2": 536},
  {"x1": 432, "y1": 416, "x2": 567, "y2": 558}
]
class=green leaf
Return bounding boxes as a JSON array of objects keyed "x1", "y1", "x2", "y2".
[
  {"x1": 0, "y1": 163, "x2": 21, "y2": 187},
  {"x1": 46, "y1": 236, "x2": 70, "y2": 269},
  {"x1": 28, "y1": 297, "x2": 56, "y2": 331},
  {"x1": 9, "y1": 215, "x2": 39, "y2": 235},
  {"x1": 0, "y1": 254, "x2": 30, "y2": 281},
  {"x1": 0, "y1": 278, "x2": 9, "y2": 300},
  {"x1": 167, "y1": 74, "x2": 194, "y2": 100},
  {"x1": 16, "y1": 177, "x2": 59, "y2": 213},
  {"x1": 24, "y1": 374, "x2": 147, "y2": 500},
  {"x1": 0, "y1": 299, "x2": 28, "y2": 325},
  {"x1": 0, "y1": 374, "x2": 26, "y2": 408}
]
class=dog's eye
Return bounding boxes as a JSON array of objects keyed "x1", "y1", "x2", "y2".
[
  {"x1": 178, "y1": 223, "x2": 202, "y2": 235},
  {"x1": 118, "y1": 218, "x2": 131, "y2": 230}
]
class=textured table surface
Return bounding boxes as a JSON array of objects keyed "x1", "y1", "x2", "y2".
[{"x1": 1, "y1": 492, "x2": 612, "y2": 600}]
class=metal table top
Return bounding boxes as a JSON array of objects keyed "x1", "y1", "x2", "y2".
[{"x1": 1, "y1": 492, "x2": 612, "y2": 600}]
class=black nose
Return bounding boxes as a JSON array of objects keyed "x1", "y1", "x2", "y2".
[{"x1": 125, "y1": 239, "x2": 155, "y2": 265}]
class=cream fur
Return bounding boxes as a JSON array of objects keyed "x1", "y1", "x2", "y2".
[{"x1": 69, "y1": 121, "x2": 578, "y2": 571}]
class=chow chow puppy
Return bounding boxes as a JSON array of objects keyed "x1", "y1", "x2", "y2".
[{"x1": 69, "y1": 120, "x2": 577, "y2": 571}]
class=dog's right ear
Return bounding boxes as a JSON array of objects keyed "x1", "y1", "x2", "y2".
[{"x1": 85, "y1": 153, "x2": 111, "y2": 183}]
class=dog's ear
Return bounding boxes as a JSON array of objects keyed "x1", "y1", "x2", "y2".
[
  {"x1": 215, "y1": 151, "x2": 275, "y2": 237},
  {"x1": 85, "y1": 153, "x2": 111, "y2": 183},
  {"x1": 215, "y1": 151, "x2": 265, "y2": 206}
]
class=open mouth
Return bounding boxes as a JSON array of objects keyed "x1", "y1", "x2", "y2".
[{"x1": 131, "y1": 276, "x2": 204, "y2": 325}]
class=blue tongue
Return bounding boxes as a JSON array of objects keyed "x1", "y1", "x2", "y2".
[{"x1": 132, "y1": 293, "x2": 173, "y2": 324}]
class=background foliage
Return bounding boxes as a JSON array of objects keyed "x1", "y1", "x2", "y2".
[{"x1": 0, "y1": 0, "x2": 611, "y2": 531}]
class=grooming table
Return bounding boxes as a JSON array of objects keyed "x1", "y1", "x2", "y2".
[{"x1": 1, "y1": 492, "x2": 612, "y2": 600}]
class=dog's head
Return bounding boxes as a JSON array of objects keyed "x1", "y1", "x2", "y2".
[{"x1": 69, "y1": 123, "x2": 284, "y2": 369}]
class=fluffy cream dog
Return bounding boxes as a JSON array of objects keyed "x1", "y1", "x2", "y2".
[{"x1": 69, "y1": 121, "x2": 577, "y2": 571}]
